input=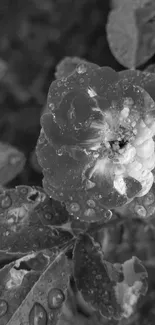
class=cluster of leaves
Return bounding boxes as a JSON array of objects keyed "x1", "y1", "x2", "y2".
[{"x1": 0, "y1": 184, "x2": 149, "y2": 324}]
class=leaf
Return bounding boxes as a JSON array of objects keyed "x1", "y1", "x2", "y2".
[
  {"x1": 110, "y1": 0, "x2": 149, "y2": 11},
  {"x1": 0, "y1": 142, "x2": 26, "y2": 185},
  {"x1": 0, "y1": 250, "x2": 71, "y2": 325},
  {"x1": 144, "y1": 63, "x2": 155, "y2": 73},
  {"x1": 106, "y1": 9, "x2": 138, "y2": 68},
  {"x1": 73, "y1": 233, "x2": 148, "y2": 320},
  {"x1": 35, "y1": 190, "x2": 110, "y2": 237},
  {"x1": 0, "y1": 185, "x2": 73, "y2": 254},
  {"x1": 106, "y1": 1, "x2": 155, "y2": 68},
  {"x1": 73, "y1": 233, "x2": 122, "y2": 320},
  {"x1": 34, "y1": 188, "x2": 72, "y2": 228}
]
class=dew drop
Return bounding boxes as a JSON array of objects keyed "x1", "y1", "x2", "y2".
[
  {"x1": 143, "y1": 192, "x2": 154, "y2": 206},
  {"x1": 70, "y1": 202, "x2": 80, "y2": 212},
  {"x1": 49, "y1": 103, "x2": 55, "y2": 110},
  {"x1": 122, "y1": 83, "x2": 129, "y2": 91},
  {"x1": 18, "y1": 186, "x2": 29, "y2": 195},
  {"x1": 93, "y1": 152, "x2": 99, "y2": 158},
  {"x1": 84, "y1": 208, "x2": 96, "y2": 218},
  {"x1": 87, "y1": 200, "x2": 96, "y2": 208},
  {"x1": 0, "y1": 194, "x2": 12, "y2": 209},
  {"x1": 29, "y1": 302, "x2": 47, "y2": 325},
  {"x1": 134, "y1": 204, "x2": 146, "y2": 218},
  {"x1": 48, "y1": 288, "x2": 65, "y2": 309},
  {"x1": 0, "y1": 299, "x2": 8, "y2": 317},
  {"x1": 45, "y1": 213, "x2": 52, "y2": 220},
  {"x1": 104, "y1": 209, "x2": 112, "y2": 221},
  {"x1": 57, "y1": 149, "x2": 63, "y2": 156},
  {"x1": 48, "y1": 312, "x2": 54, "y2": 321},
  {"x1": 76, "y1": 64, "x2": 87, "y2": 74}
]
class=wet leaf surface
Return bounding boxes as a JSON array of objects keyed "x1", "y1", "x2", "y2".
[
  {"x1": 0, "y1": 250, "x2": 71, "y2": 325},
  {"x1": 73, "y1": 233, "x2": 122, "y2": 320},
  {"x1": 106, "y1": 1, "x2": 155, "y2": 68},
  {"x1": 73, "y1": 233, "x2": 148, "y2": 320},
  {"x1": 0, "y1": 185, "x2": 73, "y2": 254}
]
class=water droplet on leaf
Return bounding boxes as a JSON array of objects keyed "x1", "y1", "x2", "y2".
[
  {"x1": 29, "y1": 302, "x2": 47, "y2": 325},
  {"x1": 45, "y1": 213, "x2": 52, "y2": 220},
  {"x1": 134, "y1": 205, "x2": 146, "y2": 218},
  {"x1": 84, "y1": 208, "x2": 96, "y2": 218},
  {"x1": 48, "y1": 312, "x2": 54, "y2": 321},
  {"x1": 87, "y1": 200, "x2": 96, "y2": 208},
  {"x1": 49, "y1": 103, "x2": 55, "y2": 110},
  {"x1": 0, "y1": 299, "x2": 8, "y2": 317},
  {"x1": 104, "y1": 209, "x2": 112, "y2": 221},
  {"x1": 18, "y1": 185, "x2": 29, "y2": 195},
  {"x1": 57, "y1": 149, "x2": 63, "y2": 156},
  {"x1": 70, "y1": 202, "x2": 80, "y2": 212},
  {"x1": 48, "y1": 288, "x2": 65, "y2": 309}
]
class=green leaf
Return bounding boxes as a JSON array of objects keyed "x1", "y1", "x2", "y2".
[
  {"x1": 73, "y1": 233, "x2": 122, "y2": 320},
  {"x1": 73, "y1": 233, "x2": 148, "y2": 320},
  {"x1": 0, "y1": 250, "x2": 71, "y2": 325},
  {"x1": 0, "y1": 185, "x2": 73, "y2": 254}
]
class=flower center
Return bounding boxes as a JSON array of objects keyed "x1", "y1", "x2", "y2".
[{"x1": 89, "y1": 97, "x2": 155, "y2": 198}]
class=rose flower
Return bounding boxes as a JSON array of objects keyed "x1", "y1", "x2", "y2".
[{"x1": 36, "y1": 62, "x2": 155, "y2": 222}]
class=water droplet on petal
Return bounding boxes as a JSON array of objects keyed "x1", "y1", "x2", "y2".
[
  {"x1": 76, "y1": 64, "x2": 87, "y2": 74},
  {"x1": 84, "y1": 208, "x2": 96, "y2": 218},
  {"x1": 57, "y1": 149, "x2": 63, "y2": 156},
  {"x1": 135, "y1": 205, "x2": 146, "y2": 218},
  {"x1": 49, "y1": 103, "x2": 55, "y2": 110},
  {"x1": 0, "y1": 194, "x2": 12, "y2": 209},
  {"x1": 104, "y1": 209, "x2": 112, "y2": 221},
  {"x1": 45, "y1": 213, "x2": 52, "y2": 220},
  {"x1": 70, "y1": 203, "x2": 80, "y2": 212},
  {"x1": 48, "y1": 288, "x2": 65, "y2": 309},
  {"x1": 0, "y1": 299, "x2": 8, "y2": 317},
  {"x1": 29, "y1": 302, "x2": 47, "y2": 325},
  {"x1": 87, "y1": 200, "x2": 96, "y2": 208}
]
